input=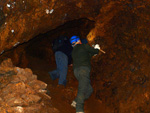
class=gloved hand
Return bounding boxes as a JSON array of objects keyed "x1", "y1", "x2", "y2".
[{"x1": 94, "y1": 44, "x2": 100, "y2": 50}]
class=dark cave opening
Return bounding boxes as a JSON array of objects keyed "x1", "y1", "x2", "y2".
[{"x1": 25, "y1": 18, "x2": 95, "y2": 66}]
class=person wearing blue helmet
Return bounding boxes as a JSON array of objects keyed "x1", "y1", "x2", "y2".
[
  {"x1": 70, "y1": 35, "x2": 100, "y2": 113},
  {"x1": 70, "y1": 36, "x2": 81, "y2": 47}
]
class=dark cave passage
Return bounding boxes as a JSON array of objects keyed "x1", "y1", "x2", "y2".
[{"x1": 25, "y1": 18, "x2": 95, "y2": 70}]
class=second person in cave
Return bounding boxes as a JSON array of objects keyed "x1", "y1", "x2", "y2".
[{"x1": 48, "y1": 36, "x2": 73, "y2": 87}]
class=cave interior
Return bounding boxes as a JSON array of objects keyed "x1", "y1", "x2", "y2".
[{"x1": 0, "y1": 1, "x2": 150, "y2": 112}]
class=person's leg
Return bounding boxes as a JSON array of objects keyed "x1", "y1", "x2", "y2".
[
  {"x1": 48, "y1": 51, "x2": 61, "y2": 80},
  {"x1": 48, "y1": 70, "x2": 59, "y2": 80},
  {"x1": 85, "y1": 83, "x2": 93, "y2": 100},
  {"x1": 71, "y1": 84, "x2": 92, "y2": 108},
  {"x1": 74, "y1": 66, "x2": 91, "y2": 112},
  {"x1": 55, "y1": 51, "x2": 68, "y2": 86}
]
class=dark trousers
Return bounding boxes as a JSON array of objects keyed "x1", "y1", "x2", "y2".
[{"x1": 74, "y1": 66, "x2": 93, "y2": 112}]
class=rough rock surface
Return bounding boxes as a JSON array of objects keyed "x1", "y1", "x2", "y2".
[
  {"x1": 0, "y1": 0, "x2": 100, "y2": 54},
  {"x1": 0, "y1": 59, "x2": 59, "y2": 113},
  {"x1": 0, "y1": 0, "x2": 150, "y2": 113}
]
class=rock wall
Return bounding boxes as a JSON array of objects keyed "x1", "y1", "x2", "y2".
[
  {"x1": 0, "y1": 59, "x2": 59, "y2": 113},
  {"x1": 87, "y1": 1, "x2": 150, "y2": 112}
]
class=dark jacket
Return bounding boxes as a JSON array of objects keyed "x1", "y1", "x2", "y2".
[
  {"x1": 56, "y1": 39, "x2": 73, "y2": 65},
  {"x1": 72, "y1": 44, "x2": 99, "y2": 70}
]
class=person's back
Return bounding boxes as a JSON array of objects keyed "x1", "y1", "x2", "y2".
[
  {"x1": 56, "y1": 39, "x2": 73, "y2": 65},
  {"x1": 72, "y1": 44, "x2": 99, "y2": 70},
  {"x1": 52, "y1": 36, "x2": 73, "y2": 65}
]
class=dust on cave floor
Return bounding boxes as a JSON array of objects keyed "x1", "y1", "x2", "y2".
[{"x1": 26, "y1": 56, "x2": 112, "y2": 113}]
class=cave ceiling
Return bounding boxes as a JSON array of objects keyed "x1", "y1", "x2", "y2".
[
  {"x1": 0, "y1": 0, "x2": 150, "y2": 56},
  {"x1": 0, "y1": 0, "x2": 100, "y2": 54}
]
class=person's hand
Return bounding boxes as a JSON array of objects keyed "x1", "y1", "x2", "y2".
[
  {"x1": 94, "y1": 44, "x2": 100, "y2": 50},
  {"x1": 94, "y1": 54, "x2": 97, "y2": 56}
]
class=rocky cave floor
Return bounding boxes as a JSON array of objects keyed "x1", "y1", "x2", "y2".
[
  {"x1": 0, "y1": 56, "x2": 112, "y2": 113},
  {"x1": 1, "y1": 40, "x2": 150, "y2": 113},
  {"x1": 27, "y1": 55, "x2": 112, "y2": 113}
]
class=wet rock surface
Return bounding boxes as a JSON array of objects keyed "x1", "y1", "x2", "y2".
[{"x1": 0, "y1": 59, "x2": 59, "y2": 113}]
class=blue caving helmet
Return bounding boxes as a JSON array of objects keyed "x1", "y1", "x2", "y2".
[{"x1": 70, "y1": 36, "x2": 80, "y2": 45}]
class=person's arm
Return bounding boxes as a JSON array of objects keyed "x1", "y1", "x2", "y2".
[{"x1": 84, "y1": 44, "x2": 99, "y2": 56}]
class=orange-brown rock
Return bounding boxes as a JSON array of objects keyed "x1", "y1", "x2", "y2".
[
  {"x1": 0, "y1": 0, "x2": 150, "y2": 113},
  {"x1": 0, "y1": 59, "x2": 58, "y2": 113},
  {"x1": 0, "y1": 0, "x2": 100, "y2": 54}
]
